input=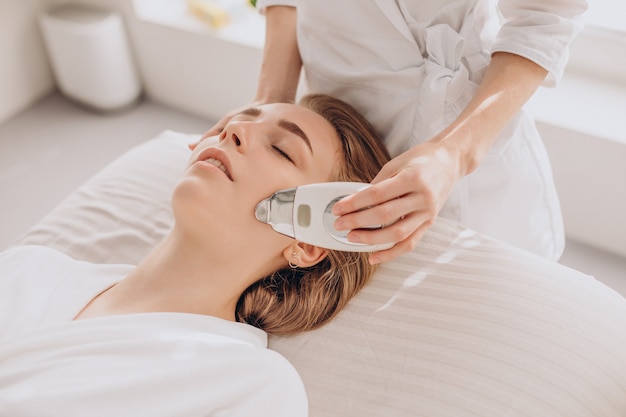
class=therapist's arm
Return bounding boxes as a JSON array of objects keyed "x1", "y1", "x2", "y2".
[
  {"x1": 432, "y1": 52, "x2": 549, "y2": 175},
  {"x1": 200, "y1": 6, "x2": 301, "y2": 139},
  {"x1": 255, "y1": 6, "x2": 302, "y2": 103},
  {"x1": 333, "y1": 52, "x2": 549, "y2": 264}
]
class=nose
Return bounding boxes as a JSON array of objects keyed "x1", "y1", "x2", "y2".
[{"x1": 219, "y1": 122, "x2": 249, "y2": 153}]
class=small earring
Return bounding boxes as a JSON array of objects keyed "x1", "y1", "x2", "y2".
[{"x1": 288, "y1": 252, "x2": 300, "y2": 269}]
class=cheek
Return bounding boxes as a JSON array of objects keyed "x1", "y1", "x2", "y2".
[
  {"x1": 245, "y1": 158, "x2": 296, "y2": 197},
  {"x1": 172, "y1": 174, "x2": 270, "y2": 228},
  {"x1": 172, "y1": 176, "x2": 292, "y2": 251}
]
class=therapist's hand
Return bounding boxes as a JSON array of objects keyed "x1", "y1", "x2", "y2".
[
  {"x1": 332, "y1": 139, "x2": 464, "y2": 264},
  {"x1": 189, "y1": 101, "x2": 265, "y2": 150}
]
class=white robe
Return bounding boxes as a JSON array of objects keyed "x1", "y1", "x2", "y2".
[
  {"x1": 256, "y1": 0, "x2": 588, "y2": 260},
  {"x1": 0, "y1": 246, "x2": 308, "y2": 417}
]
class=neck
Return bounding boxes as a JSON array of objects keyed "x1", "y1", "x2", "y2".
[{"x1": 82, "y1": 228, "x2": 262, "y2": 321}]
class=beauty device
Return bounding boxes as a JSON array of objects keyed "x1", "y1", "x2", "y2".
[{"x1": 255, "y1": 182, "x2": 395, "y2": 252}]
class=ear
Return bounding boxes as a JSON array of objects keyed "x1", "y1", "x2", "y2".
[{"x1": 282, "y1": 242, "x2": 329, "y2": 268}]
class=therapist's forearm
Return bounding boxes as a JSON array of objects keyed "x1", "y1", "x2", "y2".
[
  {"x1": 255, "y1": 6, "x2": 302, "y2": 103},
  {"x1": 434, "y1": 52, "x2": 548, "y2": 177}
]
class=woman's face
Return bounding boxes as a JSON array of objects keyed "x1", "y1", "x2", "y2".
[{"x1": 173, "y1": 102, "x2": 341, "y2": 254}]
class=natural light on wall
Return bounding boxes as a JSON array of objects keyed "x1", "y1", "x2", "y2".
[
  {"x1": 585, "y1": 0, "x2": 626, "y2": 32},
  {"x1": 530, "y1": 0, "x2": 626, "y2": 146},
  {"x1": 570, "y1": 0, "x2": 626, "y2": 81},
  {"x1": 132, "y1": 0, "x2": 264, "y2": 49}
]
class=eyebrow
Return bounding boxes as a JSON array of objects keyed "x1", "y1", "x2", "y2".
[
  {"x1": 237, "y1": 107, "x2": 313, "y2": 154},
  {"x1": 278, "y1": 119, "x2": 313, "y2": 154}
]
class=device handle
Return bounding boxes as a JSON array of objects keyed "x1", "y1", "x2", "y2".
[{"x1": 292, "y1": 182, "x2": 394, "y2": 252}]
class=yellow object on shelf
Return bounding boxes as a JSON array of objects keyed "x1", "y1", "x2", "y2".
[{"x1": 186, "y1": 0, "x2": 230, "y2": 29}]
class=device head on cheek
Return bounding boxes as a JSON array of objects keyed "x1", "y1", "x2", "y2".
[{"x1": 255, "y1": 182, "x2": 394, "y2": 252}]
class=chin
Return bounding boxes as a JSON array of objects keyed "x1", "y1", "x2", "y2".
[
  {"x1": 170, "y1": 176, "x2": 248, "y2": 242},
  {"x1": 171, "y1": 176, "x2": 222, "y2": 227}
]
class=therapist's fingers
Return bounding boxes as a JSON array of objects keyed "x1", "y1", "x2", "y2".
[
  {"x1": 332, "y1": 177, "x2": 405, "y2": 217},
  {"x1": 190, "y1": 100, "x2": 265, "y2": 151},
  {"x1": 344, "y1": 205, "x2": 432, "y2": 245},
  {"x1": 333, "y1": 189, "x2": 420, "y2": 230},
  {"x1": 340, "y1": 209, "x2": 433, "y2": 265},
  {"x1": 202, "y1": 113, "x2": 233, "y2": 140},
  {"x1": 188, "y1": 116, "x2": 231, "y2": 151},
  {"x1": 332, "y1": 163, "x2": 437, "y2": 227},
  {"x1": 367, "y1": 219, "x2": 433, "y2": 265}
]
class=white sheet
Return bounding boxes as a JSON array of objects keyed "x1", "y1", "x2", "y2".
[
  {"x1": 0, "y1": 314, "x2": 306, "y2": 417},
  {"x1": 0, "y1": 245, "x2": 307, "y2": 417},
  {"x1": 14, "y1": 130, "x2": 626, "y2": 417}
]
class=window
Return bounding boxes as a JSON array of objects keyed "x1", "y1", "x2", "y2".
[{"x1": 132, "y1": 0, "x2": 264, "y2": 49}]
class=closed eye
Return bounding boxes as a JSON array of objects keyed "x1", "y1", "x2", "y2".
[{"x1": 272, "y1": 145, "x2": 294, "y2": 163}]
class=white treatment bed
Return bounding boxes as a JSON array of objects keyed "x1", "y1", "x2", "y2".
[{"x1": 14, "y1": 130, "x2": 626, "y2": 417}]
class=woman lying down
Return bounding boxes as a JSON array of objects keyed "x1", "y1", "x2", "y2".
[{"x1": 0, "y1": 94, "x2": 391, "y2": 416}]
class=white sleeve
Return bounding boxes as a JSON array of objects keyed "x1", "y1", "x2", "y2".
[
  {"x1": 255, "y1": 0, "x2": 296, "y2": 15},
  {"x1": 492, "y1": 0, "x2": 588, "y2": 86}
]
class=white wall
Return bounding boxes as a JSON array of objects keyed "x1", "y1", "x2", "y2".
[
  {"x1": 532, "y1": 29, "x2": 626, "y2": 258},
  {"x1": 540, "y1": 122, "x2": 626, "y2": 258},
  {"x1": 0, "y1": 1, "x2": 55, "y2": 125},
  {"x1": 129, "y1": 19, "x2": 261, "y2": 121}
]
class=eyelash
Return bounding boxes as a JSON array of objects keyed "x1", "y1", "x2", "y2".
[{"x1": 272, "y1": 145, "x2": 294, "y2": 163}]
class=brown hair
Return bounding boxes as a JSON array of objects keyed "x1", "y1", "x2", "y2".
[{"x1": 236, "y1": 93, "x2": 391, "y2": 336}]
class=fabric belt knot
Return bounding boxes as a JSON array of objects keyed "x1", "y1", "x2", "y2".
[
  {"x1": 414, "y1": 23, "x2": 475, "y2": 141},
  {"x1": 424, "y1": 24, "x2": 469, "y2": 105}
]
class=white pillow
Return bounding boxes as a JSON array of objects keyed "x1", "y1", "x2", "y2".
[{"x1": 16, "y1": 130, "x2": 626, "y2": 417}]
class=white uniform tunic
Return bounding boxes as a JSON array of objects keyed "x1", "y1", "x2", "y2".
[
  {"x1": 256, "y1": 0, "x2": 587, "y2": 260},
  {"x1": 0, "y1": 246, "x2": 308, "y2": 417}
]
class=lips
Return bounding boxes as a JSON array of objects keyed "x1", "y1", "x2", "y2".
[{"x1": 195, "y1": 147, "x2": 233, "y2": 181}]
